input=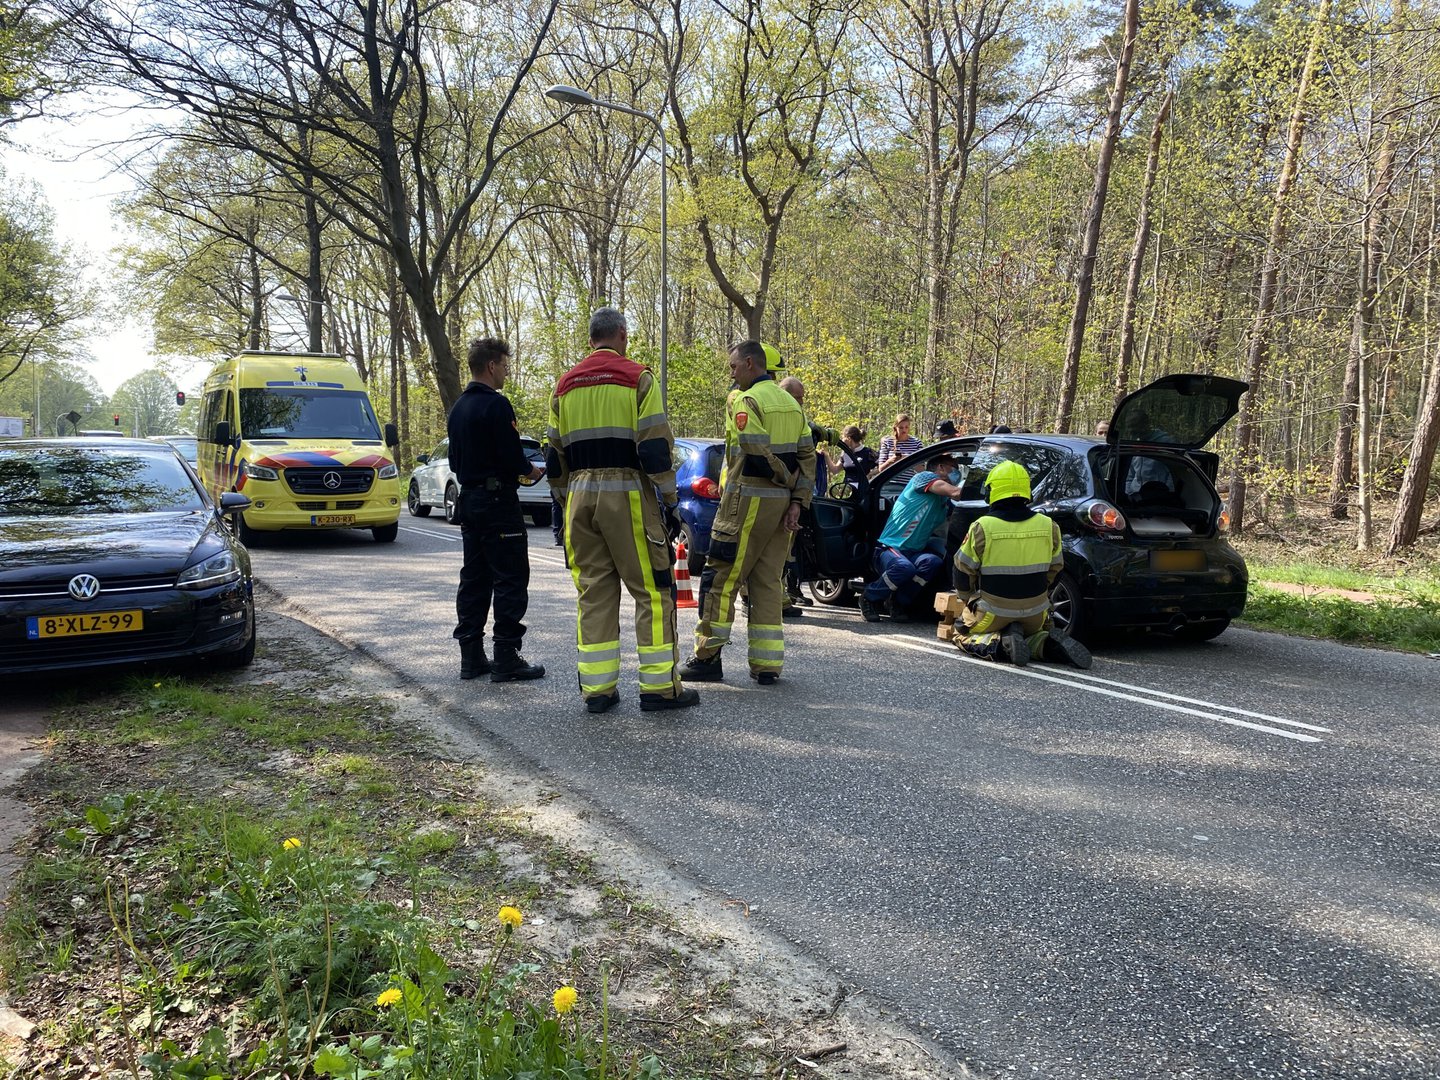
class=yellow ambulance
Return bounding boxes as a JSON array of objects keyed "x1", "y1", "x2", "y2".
[{"x1": 196, "y1": 351, "x2": 402, "y2": 544}]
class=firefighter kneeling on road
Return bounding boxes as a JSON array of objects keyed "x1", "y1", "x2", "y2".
[
  {"x1": 683, "y1": 340, "x2": 816, "y2": 685},
  {"x1": 953, "y1": 460, "x2": 1093, "y2": 669}
]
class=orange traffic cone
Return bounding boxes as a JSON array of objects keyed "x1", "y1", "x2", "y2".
[{"x1": 674, "y1": 541, "x2": 697, "y2": 608}]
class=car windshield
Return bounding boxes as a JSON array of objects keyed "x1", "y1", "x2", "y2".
[
  {"x1": 239, "y1": 387, "x2": 381, "y2": 440},
  {"x1": 0, "y1": 447, "x2": 207, "y2": 516}
]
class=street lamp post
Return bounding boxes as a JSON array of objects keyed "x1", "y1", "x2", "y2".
[
  {"x1": 544, "y1": 84, "x2": 669, "y2": 405},
  {"x1": 276, "y1": 292, "x2": 324, "y2": 353}
]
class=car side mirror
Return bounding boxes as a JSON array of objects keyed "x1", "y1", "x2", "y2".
[
  {"x1": 214, "y1": 421, "x2": 232, "y2": 446},
  {"x1": 416, "y1": 453, "x2": 430, "y2": 465},
  {"x1": 385, "y1": 422, "x2": 399, "y2": 448},
  {"x1": 219, "y1": 492, "x2": 252, "y2": 513}
]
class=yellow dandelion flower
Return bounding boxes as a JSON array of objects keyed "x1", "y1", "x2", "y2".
[
  {"x1": 497, "y1": 905, "x2": 523, "y2": 930},
  {"x1": 553, "y1": 986, "x2": 578, "y2": 1014},
  {"x1": 282, "y1": 837, "x2": 303, "y2": 851},
  {"x1": 375, "y1": 987, "x2": 402, "y2": 1008}
]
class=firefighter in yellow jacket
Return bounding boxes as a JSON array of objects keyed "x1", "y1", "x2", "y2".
[
  {"x1": 547, "y1": 307, "x2": 700, "y2": 714},
  {"x1": 682, "y1": 340, "x2": 816, "y2": 685},
  {"x1": 953, "y1": 460, "x2": 1092, "y2": 668}
]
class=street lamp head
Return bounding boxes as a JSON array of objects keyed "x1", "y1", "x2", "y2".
[{"x1": 545, "y1": 84, "x2": 597, "y2": 107}]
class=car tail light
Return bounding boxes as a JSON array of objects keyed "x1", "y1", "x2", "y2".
[
  {"x1": 690, "y1": 476, "x2": 721, "y2": 499},
  {"x1": 1077, "y1": 499, "x2": 1126, "y2": 533},
  {"x1": 1217, "y1": 504, "x2": 1231, "y2": 533}
]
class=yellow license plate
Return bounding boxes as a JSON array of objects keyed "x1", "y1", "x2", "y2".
[
  {"x1": 1151, "y1": 550, "x2": 1206, "y2": 572},
  {"x1": 311, "y1": 514, "x2": 357, "y2": 526},
  {"x1": 27, "y1": 610, "x2": 144, "y2": 639}
]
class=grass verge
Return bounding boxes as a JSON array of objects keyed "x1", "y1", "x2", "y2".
[
  {"x1": 1238, "y1": 584, "x2": 1440, "y2": 654},
  {"x1": 0, "y1": 667, "x2": 803, "y2": 1079}
]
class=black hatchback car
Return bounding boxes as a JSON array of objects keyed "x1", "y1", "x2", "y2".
[
  {"x1": 0, "y1": 438, "x2": 256, "y2": 674},
  {"x1": 801, "y1": 374, "x2": 1250, "y2": 641}
]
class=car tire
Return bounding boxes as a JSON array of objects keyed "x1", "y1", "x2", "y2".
[
  {"x1": 1048, "y1": 571, "x2": 1087, "y2": 640},
  {"x1": 1173, "y1": 617, "x2": 1230, "y2": 642},
  {"x1": 408, "y1": 482, "x2": 431, "y2": 517},
  {"x1": 444, "y1": 484, "x2": 460, "y2": 525},
  {"x1": 810, "y1": 578, "x2": 853, "y2": 605},
  {"x1": 235, "y1": 512, "x2": 262, "y2": 548},
  {"x1": 372, "y1": 522, "x2": 399, "y2": 543},
  {"x1": 680, "y1": 525, "x2": 706, "y2": 576},
  {"x1": 217, "y1": 618, "x2": 257, "y2": 669}
]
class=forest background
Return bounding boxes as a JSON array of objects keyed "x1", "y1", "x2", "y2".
[{"x1": 2, "y1": 0, "x2": 1440, "y2": 552}]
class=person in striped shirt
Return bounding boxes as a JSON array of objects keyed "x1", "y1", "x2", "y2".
[{"x1": 876, "y1": 413, "x2": 923, "y2": 471}]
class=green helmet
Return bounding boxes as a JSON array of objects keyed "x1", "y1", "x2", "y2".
[
  {"x1": 985, "y1": 460, "x2": 1031, "y2": 504},
  {"x1": 762, "y1": 342, "x2": 784, "y2": 372}
]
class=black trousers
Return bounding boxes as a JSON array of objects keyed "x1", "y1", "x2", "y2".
[{"x1": 454, "y1": 490, "x2": 529, "y2": 648}]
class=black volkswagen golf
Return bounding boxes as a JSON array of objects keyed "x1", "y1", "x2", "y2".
[
  {"x1": 0, "y1": 438, "x2": 256, "y2": 674},
  {"x1": 801, "y1": 374, "x2": 1249, "y2": 641}
]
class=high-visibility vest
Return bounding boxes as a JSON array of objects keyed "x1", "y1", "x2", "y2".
[
  {"x1": 955, "y1": 511, "x2": 1063, "y2": 620},
  {"x1": 720, "y1": 376, "x2": 815, "y2": 508}
]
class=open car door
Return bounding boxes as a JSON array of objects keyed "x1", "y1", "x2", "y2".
[{"x1": 799, "y1": 488, "x2": 873, "y2": 580}]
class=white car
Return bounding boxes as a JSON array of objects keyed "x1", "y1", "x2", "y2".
[{"x1": 406, "y1": 436, "x2": 551, "y2": 526}]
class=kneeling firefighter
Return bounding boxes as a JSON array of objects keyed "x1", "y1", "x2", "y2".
[{"x1": 953, "y1": 460, "x2": 1092, "y2": 668}]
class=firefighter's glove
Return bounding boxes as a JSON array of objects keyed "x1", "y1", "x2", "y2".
[{"x1": 662, "y1": 503, "x2": 684, "y2": 543}]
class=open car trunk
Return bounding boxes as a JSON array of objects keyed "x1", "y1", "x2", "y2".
[{"x1": 1105, "y1": 449, "x2": 1220, "y2": 538}]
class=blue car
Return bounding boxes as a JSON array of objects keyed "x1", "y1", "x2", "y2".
[{"x1": 672, "y1": 438, "x2": 723, "y2": 574}]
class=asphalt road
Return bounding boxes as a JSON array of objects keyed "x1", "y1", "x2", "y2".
[{"x1": 249, "y1": 518, "x2": 1440, "y2": 1080}]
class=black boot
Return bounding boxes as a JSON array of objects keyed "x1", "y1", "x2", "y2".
[
  {"x1": 1043, "y1": 632, "x2": 1093, "y2": 669},
  {"x1": 1001, "y1": 625, "x2": 1030, "y2": 666},
  {"x1": 640, "y1": 687, "x2": 701, "y2": 712},
  {"x1": 459, "y1": 639, "x2": 491, "y2": 680},
  {"x1": 680, "y1": 653, "x2": 724, "y2": 682},
  {"x1": 490, "y1": 644, "x2": 545, "y2": 682}
]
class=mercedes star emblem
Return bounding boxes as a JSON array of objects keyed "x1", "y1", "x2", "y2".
[{"x1": 323, "y1": 471, "x2": 343, "y2": 490}]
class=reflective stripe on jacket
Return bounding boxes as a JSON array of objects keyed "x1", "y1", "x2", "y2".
[
  {"x1": 954, "y1": 510, "x2": 1063, "y2": 620},
  {"x1": 720, "y1": 376, "x2": 816, "y2": 509},
  {"x1": 545, "y1": 350, "x2": 676, "y2": 502}
]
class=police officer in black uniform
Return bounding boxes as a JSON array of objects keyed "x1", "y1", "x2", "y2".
[{"x1": 448, "y1": 336, "x2": 545, "y2": 683}]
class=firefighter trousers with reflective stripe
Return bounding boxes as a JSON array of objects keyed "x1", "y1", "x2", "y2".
[
  {"x1": 957, "y1": 602, "x2": 1050, "y2": 661},
  {"x1": 564, "y1": 471, "x2": 681, "y2": 700},
  {"x1": 694, "y1": 494, "x2": 790, "y2": 675}
]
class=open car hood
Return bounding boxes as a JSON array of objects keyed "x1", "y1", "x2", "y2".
[{"x1": 1107, "y1": 374, "x2": 1248, "y2": 451}]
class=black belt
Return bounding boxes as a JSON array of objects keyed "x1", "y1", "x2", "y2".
[{"x1": 462, "y1": 478, "x2": 505, "y2": 493}]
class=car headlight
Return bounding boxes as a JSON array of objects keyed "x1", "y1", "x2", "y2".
[
  {"x1": 178, "y1": 550, "x2": 242, "y2": 589},
  {"x1": 378, "y1": 463, "x2": 398, "y2": 479},
  {"x1": 245, "y1": 462, "x2": 279, "y2": 482}
]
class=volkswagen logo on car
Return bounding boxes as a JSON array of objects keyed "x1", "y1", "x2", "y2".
[{"x1": 67, "y1": 574, "x2": 101, "y2": 601}]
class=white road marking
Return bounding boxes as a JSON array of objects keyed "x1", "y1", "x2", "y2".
[
  {"x1": 1058, "y1": 667, "x2": 1329, "y2": 734},
  {"x1": 880, "y1": 635, "x2": 1323, "y2": 744},
  {"x1": 399, "y1": 525, "x2": 460, "y2": 543}
]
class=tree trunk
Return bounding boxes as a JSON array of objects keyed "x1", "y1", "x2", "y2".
[
  {"x1": 1387, "y1": 337, "x2": 1440, "y2": 552},
  {"x1": 1114, "y1": 89, "x2": 1172, "y2": 406},
  {"x1": 1054, "y1": 0, "x2": 1139, "y2": 432},
  {"x1": 1228, "y1": 0, "x2": 1330, "y2": 536},
  {"x1": 247, "y1": 238, "x2": 262, "y2": 351}
]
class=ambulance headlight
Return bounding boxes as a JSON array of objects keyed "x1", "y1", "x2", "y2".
[{"x1": 378, "y1": 463, "x2": 398, "y2": 480}]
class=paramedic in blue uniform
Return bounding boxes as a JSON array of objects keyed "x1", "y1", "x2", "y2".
[{"x1": 447, "y1": 336, "x2": 546, "y2": 684}]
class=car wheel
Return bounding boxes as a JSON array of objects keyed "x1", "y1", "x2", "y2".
[
  {"x1": 1048, "y1": 571, "x2": 1087, "y2": 640},
  {"x1": 408, "y1": 482, "x2": 431, "y2": 517},
  {"x1": 810, "y1": 578, "x2": 853, "y2": 605},
  {"x1": 372, "y1": 522, "x2": 399, "y2": 543},
  {"x1": 1173, "y1": 617, "x2": 1230, "y2": 642},
  {"x1": 444, "y1": 484, "x2": 460, "y2": 524},
  {"x1": 236, "y1": 511, "x2": 262, "y2": 548},
  {"x1": 680, "y1": 525, "x2": 706, "y2": 576},
  {"x1": 216, "y1": 617, "x2": 256, "y2": 669}
]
